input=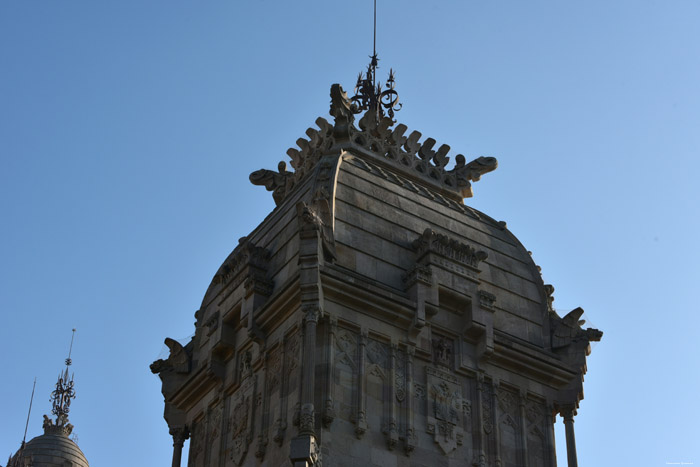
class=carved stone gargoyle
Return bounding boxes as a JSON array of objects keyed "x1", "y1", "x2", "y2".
[
  {"x1": 150, "y1": 338, "x2": 191, "y2": 375},
  {"x1": 551, "y1": 307, "x2": 603, "y2": 352},
  {"x1": 249, "y1": 161, "x2": 293, "y2": 206},
  {"x1": 450, "y1": 155, "x2": 498, "y2": 198}
]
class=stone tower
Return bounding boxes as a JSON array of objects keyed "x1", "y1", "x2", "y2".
[{"x1": 151, "y1": 83, "x2": 602, "y2": 467}]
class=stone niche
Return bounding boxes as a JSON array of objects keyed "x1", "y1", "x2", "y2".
[{"x1": 152, "y1": 84, "x2": 601, "y2": 467}]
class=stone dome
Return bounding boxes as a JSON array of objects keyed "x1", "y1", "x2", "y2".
[{"x1": 9, "y1": 425, "x2": 89, "y2": 467}]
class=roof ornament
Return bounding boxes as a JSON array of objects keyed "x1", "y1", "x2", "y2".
[
  {"x1": 350, "y1": 0, "x2": 401, "y2": 119},
  {"x1": 49, "y1": 329, "x2": 77, "y2": 431}
]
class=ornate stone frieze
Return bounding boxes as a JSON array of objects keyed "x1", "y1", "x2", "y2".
[
  {"x1": 250, "y1": 84, "x2": 498, "y2": 207},
  {"x1": 412, "y1": 228, "x2": 488, "y2": 270}
]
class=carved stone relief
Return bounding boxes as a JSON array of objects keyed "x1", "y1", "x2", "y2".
[
  {"x1": 497, "y1": 387, "x2": 520, "y2": 466},
  {"x1": 268, "y1": 345, "x2": 282, "y2": 393},
  {"x1": 425, "y1": 367, "x2": 464, "y2": 454},
  {"x1": 432, "y1": 337, "x2": 453, "y2": 369},
  {"x1": 395, "y1": 349, "x2": 406, "y2": 403},
  {"x1": 228, "y1": 396, "x2": 251, "y2": 465},
  {"x1": 526, "y1": 398, "x2": 549, "y2": 467},
  {"x1": 366, "y1": 339, "x2": 387, "y2": 380}
]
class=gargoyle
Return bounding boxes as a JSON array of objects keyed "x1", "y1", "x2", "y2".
[
  {"x1": 150, "y1": 337, "x2": 191, "y2": 375},
  {"x1": 450, "y1": 155, "x2": 499, "y2": 197},
  {"x1": 552, "y1": 307, "x2": 603, "y2": 350},
  {"x1": 249, "y1": 161, "x2": 293, "y2": 206}
]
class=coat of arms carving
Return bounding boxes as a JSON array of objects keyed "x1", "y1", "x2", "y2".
[{"x1": 425, "y1": 367, "x2": 465, "y2": 454}]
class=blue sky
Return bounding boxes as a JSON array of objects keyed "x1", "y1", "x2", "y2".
[{"x1": 1, "y1": 1, "x2": 698, "y2": 465}]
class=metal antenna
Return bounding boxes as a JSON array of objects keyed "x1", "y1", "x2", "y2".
[
  {"x1": 22, "y1": 378, "x2": 37, "y2": 444},
  {"x1": 373, "y1": 0, "x2": 377, "y2": 60},
  {"x1": 66, "y1": 328, "x2": 76, "y2": 367}
]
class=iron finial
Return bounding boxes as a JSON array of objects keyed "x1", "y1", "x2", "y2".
[
  {"x1": 350, "y1": 0, "x2": 401, "y2": 119},
  {"x1": 50, "y1": 329, "x2": 77, "y2": 426}
]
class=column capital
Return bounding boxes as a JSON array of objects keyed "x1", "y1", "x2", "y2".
[
  {"x1": 169, "y1": 425, "x2": 189, "y2": 447},
  {"x1": 559, "y1": 405, "x2": 577, "y2": 422},
  {"x1": 302, "y1": 304, "x2": 321, "y2": 324}
]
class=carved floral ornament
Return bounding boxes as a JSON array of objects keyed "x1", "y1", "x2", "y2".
[{"x1": 250, "y1": 84, "x2": 498, "y2": 206}]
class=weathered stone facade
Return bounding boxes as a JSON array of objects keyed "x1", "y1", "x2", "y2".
[{"x1": 152, "y1": 84, "x2": 601, "y2": 467}]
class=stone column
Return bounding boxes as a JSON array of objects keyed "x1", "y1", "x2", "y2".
[
  {"x1": 169, "y1": 426, "x2": 189, "y2": 467},
  {"x1": 560, "y1": 406, "x2": 578, "y2": 467}
]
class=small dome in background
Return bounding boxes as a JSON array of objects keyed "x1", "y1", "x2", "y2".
[{"x1": 5, "y1": 330, "x2": 89, "y2": 467}]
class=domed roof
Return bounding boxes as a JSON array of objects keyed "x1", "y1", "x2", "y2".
[
  {"x1": 7, "y1": 416, "x2": 89, "y2": 467},
  {"x1": 15, "y1": 430, "x2": 89, "y2": 467}
]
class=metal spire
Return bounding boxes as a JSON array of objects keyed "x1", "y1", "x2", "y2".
[
  {"x1": 50, "y1": 329, "x2": 76, "y2": 426},
  {"x1": 350, "y1": 0, "x2": 401, "y2": 119}
]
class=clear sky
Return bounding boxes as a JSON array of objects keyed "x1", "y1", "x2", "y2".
[{"x1": 1, "y1": 1, "x2": 698, "y2": 466}]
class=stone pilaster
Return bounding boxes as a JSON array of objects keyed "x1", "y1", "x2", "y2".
[
  {"x1": 322, "y1": 316, "x2": 337, "y2": 428},
  {"x1": 384, "y1": 342, "x2": 398, "y2": 450},
  {"x1": 493, "y1": 381, "x2": 502, "y2": 467},
  {"x1": 519, "y1": 390, "x2": 530, "y2": 467},
  {"x1": 255, "y1": 348, "x2": 270, "y2": 459},
  {"x1": 473, "y1": 373, "x2": 487, "y2": 467},
  {"x1": 299, "y1": 306, "x2": 320, "y2": 435},
  {"x1": 405, "y1": 345, "x2": 416, "y2": 455},
  {"x1": 355, "y1": 329, "x2": 368, "y2": 438}
]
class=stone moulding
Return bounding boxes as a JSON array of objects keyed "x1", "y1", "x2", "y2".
[{"x1": 250, "y1": 84, "x2": 498, "y2": 206}]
